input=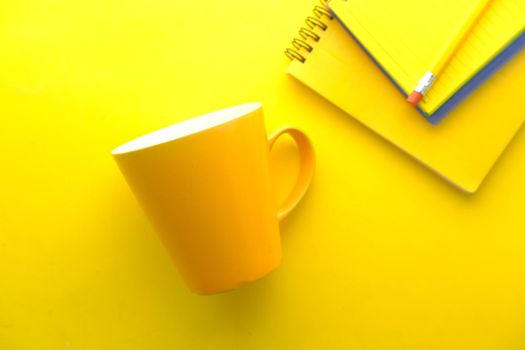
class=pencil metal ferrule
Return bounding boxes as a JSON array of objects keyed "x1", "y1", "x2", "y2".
[{"x1": 414, "y1": 71, "x2": 436, "y2": 94}]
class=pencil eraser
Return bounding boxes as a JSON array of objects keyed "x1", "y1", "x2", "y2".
[{"x1": 407, "y1": 91, "x2": 423, "y2": 106}]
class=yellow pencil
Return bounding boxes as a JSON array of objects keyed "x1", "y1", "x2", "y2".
[{"x1": 407, "y1": 0, "x2": 493, "y2": 106}]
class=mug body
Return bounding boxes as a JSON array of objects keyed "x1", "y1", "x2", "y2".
[{"x1": 112, "y1": 103, "x2": 281, "y2": 294}]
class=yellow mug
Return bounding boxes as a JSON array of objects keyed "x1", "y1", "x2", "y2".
[{"x1": 112, "y1": 102, "x2": 315, "y2": 294}]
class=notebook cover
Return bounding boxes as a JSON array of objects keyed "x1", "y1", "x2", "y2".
[{"x1": 286, "y1": 18, "x2": 525, "y2": 193}]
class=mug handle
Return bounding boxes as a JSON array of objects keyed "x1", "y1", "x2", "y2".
[{"x1": 268, "y1": 127, "x2": 315, "y2": 222}]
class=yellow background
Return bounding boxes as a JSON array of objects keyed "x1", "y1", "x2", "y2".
[{"x1": 1, "y1": 0, "x2": 525, "y2": 349}]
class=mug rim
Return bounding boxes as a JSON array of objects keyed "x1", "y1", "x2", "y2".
[{"x1": 112, "y1": 102, "x2": 261, "y2": 155}]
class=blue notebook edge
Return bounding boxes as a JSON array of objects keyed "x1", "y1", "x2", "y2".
[{"x1": 328, "y1": 7, "x2": 525, "y2": 125}]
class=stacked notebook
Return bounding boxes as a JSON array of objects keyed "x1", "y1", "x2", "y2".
[
  {"x1": 285, "y1": 0, "x2": 525, "y2": 193},
  {"x1": 329, "y1": 0, "x2": 525, "y2": 124}
]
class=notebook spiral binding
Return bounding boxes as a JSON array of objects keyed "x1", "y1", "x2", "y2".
[{"x1": 285, "y1": 0, "x2": 333, "y2": 63}]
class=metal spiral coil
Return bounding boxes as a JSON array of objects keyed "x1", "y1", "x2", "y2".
[{"x1": 285, "y1": 0, "x2": 334, "y2": 63}]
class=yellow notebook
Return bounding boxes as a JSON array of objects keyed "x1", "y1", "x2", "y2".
[
  {"x1": 285, "y1": 3, "x2": 525, "y2": 193},
  {"x1": 328, "y1": 0, "x2": 525, "y2": 121}
]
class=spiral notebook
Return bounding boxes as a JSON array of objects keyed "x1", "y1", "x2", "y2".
[
  {"x1": 285, "y1": 2, "x2": 525, "y2": 193},
  {"x1": 328, "y1": 0, "x2": 525, "y2": 124}
]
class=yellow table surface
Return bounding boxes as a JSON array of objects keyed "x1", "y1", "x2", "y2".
[{"x1": 1, "y1": 0, "x2": 525, "y2": 349}]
